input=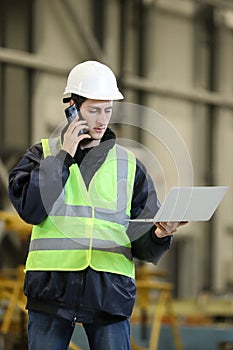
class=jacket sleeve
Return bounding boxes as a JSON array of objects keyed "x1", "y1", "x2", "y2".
[
  {"x1": 8, "y1": 143, "x2": 73, "y2": 225},
  {"x1": 128, "y1": 158, "x2": 172, "y2": 264}
]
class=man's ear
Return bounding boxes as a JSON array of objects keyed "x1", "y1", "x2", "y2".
[{"x1": 70, "y1": 99, "x2": 75, "y2": 106}]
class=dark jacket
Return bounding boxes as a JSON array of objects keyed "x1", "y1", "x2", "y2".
[{"x1": 8, "y1": 128, "x2": 172, "y2": 325}]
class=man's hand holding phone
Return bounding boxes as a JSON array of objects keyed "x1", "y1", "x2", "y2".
[{"x1": 62, "y1": 104, "x2": 91, "y2": 157}]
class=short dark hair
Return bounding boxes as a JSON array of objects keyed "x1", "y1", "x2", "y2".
[
  {"x1": 63, "y1": 94, "x2": 87, "y2": 108},
  {"x1": 71, "y1": 94, "x2": 87, "y2": 109}
]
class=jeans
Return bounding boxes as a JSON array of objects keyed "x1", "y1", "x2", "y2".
[{"x1": 28, "y1": 310, "x2": 131, "y2": 350}]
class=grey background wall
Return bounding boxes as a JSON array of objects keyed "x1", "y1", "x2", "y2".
[{"x1": 0, "y1": 0, "x2": 232, "y2": 298}]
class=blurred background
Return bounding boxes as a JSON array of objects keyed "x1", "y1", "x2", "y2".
[{"x1": 0, "y1": 0, "x2": 232, "y2": 349}]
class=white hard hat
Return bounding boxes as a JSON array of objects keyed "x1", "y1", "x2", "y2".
[{"x1": 63, "y1": 61, "x2": 124, "y2": 100}]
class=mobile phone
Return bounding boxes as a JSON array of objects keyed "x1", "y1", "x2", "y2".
[
  {"x1": 65, "y1": 104, "x2": 79, "y2": 124},
  {"x1": 64, "y1": 104, "x2": 87, "y2": 135}
]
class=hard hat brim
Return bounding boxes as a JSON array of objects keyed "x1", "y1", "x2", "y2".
[{"x1": 63, "y1": 90, "x2": 124, "y2": 101}]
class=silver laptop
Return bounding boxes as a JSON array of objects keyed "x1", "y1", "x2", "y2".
[{"x1": 129, "y1": 186, "x2": 228, "y2": 222}]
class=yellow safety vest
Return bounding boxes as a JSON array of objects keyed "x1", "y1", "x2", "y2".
[{"x1": 25, "y1": 138, "x2": 137, "y2": 278}]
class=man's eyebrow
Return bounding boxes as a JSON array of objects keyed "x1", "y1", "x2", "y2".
[{"x1": 87, "y1": 106, "x2": 113, "y2": 110}]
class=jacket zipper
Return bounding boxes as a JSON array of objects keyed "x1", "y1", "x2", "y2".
[{"x1": 72, "y1": 269, "x2": 86, "y2": 326}]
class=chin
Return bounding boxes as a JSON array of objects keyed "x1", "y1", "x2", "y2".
[{"x1": 91, "y1": 132, "x2": 104, "y2": 140}]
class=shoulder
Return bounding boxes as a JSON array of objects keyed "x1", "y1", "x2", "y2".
[
  {"x1": 29, "y1": 142, "x2": 43, "y2": 154},
  {"x1": 26, "y1": 142, "x2": 43, "y2": 161}
]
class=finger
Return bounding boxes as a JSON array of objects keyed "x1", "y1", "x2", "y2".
[
  {"x1": 73, "y1": 122, "x2": 88, "y2": 134},
  {"x1": 156, "y1": 222, "x2": 174, "y2": 231},
  {"x1": 179, "y1": 221, "x2": 189, "y2": 226},
  {"x1": 78, "y1": 134, "x2": 91, "y2": 142},
  {"x1": 156, "y1": 222, "x2": 177, "y2": 234},
  {"x1": 156, "y1": 222, "x2": 167, "y2": 230},
  {"x1": 166, "y1": 222, "x2": 180, "y2": 231},
  {"x1": 155, "y1": 222, "x2": 166, "y2": 231},
  {"x1": 66, "y1": 123, "x2": 88, "y2": 138},
  {"x1": 67, "y1": 116, "x2": 79, "y2": 127},
  {"x1": 154, "y1": 227, "x2": 166, "y2": 237},
  {"x1": 165, "y1": 225, "x2": 176, "y2": 234},
  {"x1": 155, "y1": 226, "x2": 176, "y2": 238},
  {"x1": 67, "y1": 118, "x2": 87, "y2": 131}
]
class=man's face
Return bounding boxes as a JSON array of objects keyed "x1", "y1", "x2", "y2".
[{"x1": 80, "y1": 99, "x2": 113, "y2": 142}]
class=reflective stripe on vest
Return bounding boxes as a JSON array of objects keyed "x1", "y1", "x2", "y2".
[{"x1": 25, "y1": 138, "x2": 136, "y2": 278}]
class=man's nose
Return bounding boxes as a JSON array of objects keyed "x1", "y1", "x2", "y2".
[{"x1": 97, "y1": 111, "x2": 108, "y2": 123}]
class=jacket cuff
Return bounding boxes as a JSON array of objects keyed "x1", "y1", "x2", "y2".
[{"x1": 56, "y1": 150, "x2": 75, "y2": 168}]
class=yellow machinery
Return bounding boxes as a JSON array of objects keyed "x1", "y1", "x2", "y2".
[{"x1": 131, "y1": 265, "x2": 184, "y2": 350}]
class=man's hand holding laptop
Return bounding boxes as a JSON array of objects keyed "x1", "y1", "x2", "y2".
[{"x1": 155, "y1": 221, "x2": 189, "y2": 238}]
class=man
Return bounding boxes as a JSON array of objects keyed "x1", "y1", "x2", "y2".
[{"x1": 8, "y1": 61, "x2": 182, "y2": 350}]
